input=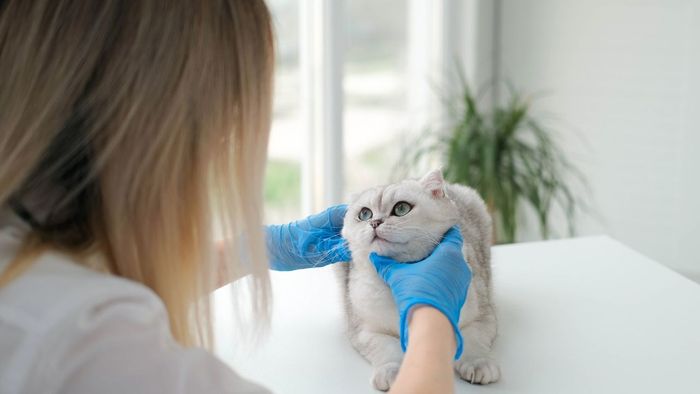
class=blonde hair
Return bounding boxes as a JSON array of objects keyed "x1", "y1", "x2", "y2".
[{"x1": 0, "y1": 0, "x2": 274, "y2": 348}]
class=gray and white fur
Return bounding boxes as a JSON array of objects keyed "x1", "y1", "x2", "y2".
[{"x1": 337, "y1": 169, "x2": 500, "y2": 391}]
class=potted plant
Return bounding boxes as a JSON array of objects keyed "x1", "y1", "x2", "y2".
[{"x1": 398, "y1": 74, "x2": 586, "y2": 244}]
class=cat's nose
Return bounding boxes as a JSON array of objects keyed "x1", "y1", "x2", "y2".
[{"x1": 370, "y1": 219, "x2": 383, "y2": 229}]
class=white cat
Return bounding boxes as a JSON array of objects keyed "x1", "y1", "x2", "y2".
[{"x1": 337, "y1": 169, "x2": 500, "y2": 391}]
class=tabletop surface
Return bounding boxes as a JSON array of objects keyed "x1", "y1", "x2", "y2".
[{"x1": 214, "y1": 236, "x2": 700, "y2": 394}]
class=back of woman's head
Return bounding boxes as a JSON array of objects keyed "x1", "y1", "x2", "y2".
[{"x1": 0, "y1": 0, "x2": 274, "y2": 347}]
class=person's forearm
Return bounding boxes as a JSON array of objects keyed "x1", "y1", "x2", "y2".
[{"x1": 390, "y1": 306, "x2": 456, "y2": 394}]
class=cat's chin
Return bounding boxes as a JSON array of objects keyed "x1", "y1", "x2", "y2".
[
  {"x1": 368, "y1": 246, "x2": 428, "y2": 264},
  {"x1": 350, "y1": 241, "x2": 431, "y2": 264},
  {"x1": 353, "y1": 244, "x2": 407, "y2": 263}
]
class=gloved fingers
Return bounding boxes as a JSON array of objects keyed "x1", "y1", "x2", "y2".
[
  {"x1": 332, "y1": 242, "x2": 352, "y2": 262},
  {"x1": 369, "y1": 252, "x2": 399, "y2": 276},
  {"x1": 318, "y1": 247, "x2": 351, "y2": 266},
  {"x1": 306, "y1": 204, "x2": 347, "y2": 230},
  {"x1": 314, "y1": 233, "x2": 351, "y2": 261},
  {"x1": 327, "y1": 204, "x2": 348, "y2": 229},
  {"x1": 441, "y1": 226, "x2": 464, "y2": 247}
]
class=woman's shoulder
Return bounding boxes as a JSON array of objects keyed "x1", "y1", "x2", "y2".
[
  {"x1": 0, "y1": 244, "x2": 165, "y2": 333},
  {"x1": 0, "y1": 234, "x2": 271, "y2": 394},
  {"x1": 0, "y1": 238, "x2": 167, "y2": 392},
  {"x1": 0, "y1": 210, "x2": 162, "y2": 325}
]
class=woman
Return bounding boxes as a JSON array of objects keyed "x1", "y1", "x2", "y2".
[{"x1": 0, "y1": 1, "x2": 471, "y2": 393}]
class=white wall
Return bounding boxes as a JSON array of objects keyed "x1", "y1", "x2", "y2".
[{"x1": 495, "y1": 0, "x2": 700, "y2": 279}]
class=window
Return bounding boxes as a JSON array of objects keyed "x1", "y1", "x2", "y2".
[
  {"x1": 344, "y1": 0, "x2": 409, "y2": 193},
  {"x1": 263, "y1": 0, "x2": 457, "y2": 218},
  {"x1": 264, "y1": 0, "x2": 302, "y2": 224}
]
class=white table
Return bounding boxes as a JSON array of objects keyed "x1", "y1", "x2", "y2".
[{"x1": 214, "y1": 236, "x2": 700, "y2": 393}]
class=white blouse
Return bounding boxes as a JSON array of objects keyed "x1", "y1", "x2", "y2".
[{"x1": 0, "y1": 211, "x2": 270, "y2": 394}]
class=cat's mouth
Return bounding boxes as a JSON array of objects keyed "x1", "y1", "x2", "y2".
[{"x1": 371, "y1": 234, "x2": 407, "y2": 245}]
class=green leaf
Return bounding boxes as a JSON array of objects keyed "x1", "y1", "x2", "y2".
[{"x1": 397, "y1": 67, "x2": 587, "y2": 243}]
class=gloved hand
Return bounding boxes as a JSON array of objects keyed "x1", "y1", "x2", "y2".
[
  {"x1": 369, "y1": 227, "x2": 471, "y2": 359},
  {"x1": 266, "y1": 204, "x2": 352, "y2": 271}
]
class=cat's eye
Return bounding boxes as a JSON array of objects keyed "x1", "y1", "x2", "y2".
[
  {"x1": 358, "y1": 207, "x2": 373, "y2": 221},
  {"x1": 391, "y1": 201, "x2": 412, "y2": 217}
]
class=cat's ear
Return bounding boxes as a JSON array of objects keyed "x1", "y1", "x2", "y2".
[{"x1": 419, "y1": 169, "x2": 445, "y2": 198}]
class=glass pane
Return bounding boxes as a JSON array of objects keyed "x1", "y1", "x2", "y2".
[
  {"x1": 344, "y1": 0, "x2": 408, "y2": 194},
  {"x1": 265, "y1": 0, "x2": 301, "y2": 224}
]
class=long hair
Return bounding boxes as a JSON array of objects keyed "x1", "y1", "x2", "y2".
[{"x1": 0, "y1": 0, "x2": 274, "y2": 348}]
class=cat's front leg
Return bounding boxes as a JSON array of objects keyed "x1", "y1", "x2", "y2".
[
  {"x1": 454, "y1": 318, "x2": 501, "y2": 385},
  {"x1": 351, "y1": 329, "x2": 403, "y2": 391}
]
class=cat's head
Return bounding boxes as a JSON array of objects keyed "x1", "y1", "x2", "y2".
[{"x1": 342, "y1": 169, "x2": 456, "y2": 263}]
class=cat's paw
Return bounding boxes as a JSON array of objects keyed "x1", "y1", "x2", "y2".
[
  {"x1": 371, "y1": 362, "x2": 400, "y2": 391},
  {"x1": 455, "y1": 358, "x2": 500, "y2": 385}
]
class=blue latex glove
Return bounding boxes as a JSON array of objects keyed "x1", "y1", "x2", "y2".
[
  {"x1": 369, "y1": 227, "x2": 471, "y2": 359},
  {"x1": 266, "y1": 204, "x2": 352, "y2": 271}
]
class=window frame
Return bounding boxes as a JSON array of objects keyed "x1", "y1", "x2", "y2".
[{"x1": 296, "y1": 0, "x2": 479, "y2": 214}]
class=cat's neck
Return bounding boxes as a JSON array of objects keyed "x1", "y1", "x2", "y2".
[{"x1": 350, "y1": 248, "x2": 375, "y2": 271}]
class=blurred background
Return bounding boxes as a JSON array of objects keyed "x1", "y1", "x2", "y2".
[{"x1": 262, "y1": 0, "x2": 700, "y2": 283}]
